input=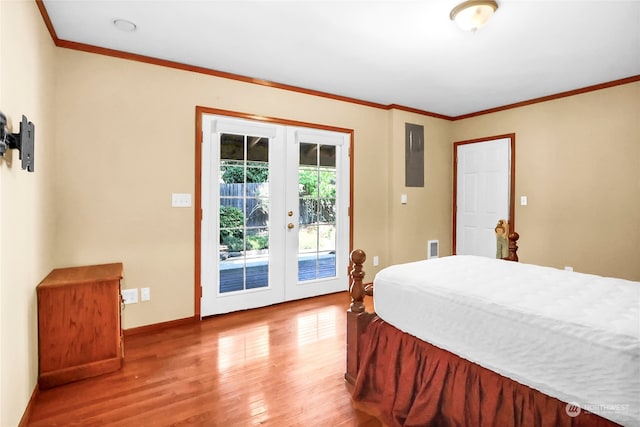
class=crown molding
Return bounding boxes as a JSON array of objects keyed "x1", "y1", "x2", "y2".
[{"x1": 35, "y1": 0, "x2": 640, "y2": 122}]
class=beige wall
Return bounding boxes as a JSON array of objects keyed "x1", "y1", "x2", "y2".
[
  {"x1": 53, "y1": 49, "x2": 402, "y2": 329},
  {"x1": 0, "y1": 1, "x2": 57, "y2": 425},
  {"x1": 387, "y1": 110, "x2": 453, "y2": 265},
  {"x1": 452, "y1": 82, "x2": 640, "y2": 281}
]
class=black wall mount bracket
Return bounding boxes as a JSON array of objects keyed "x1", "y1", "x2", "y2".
[{"x1": 0, "y1": 111, "x2": 35, "y2": 172}]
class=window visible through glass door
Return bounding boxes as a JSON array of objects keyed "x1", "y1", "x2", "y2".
[
  {"x1": 219, "y1": 133, "x2": 270, "y2": 294},
  {"x1": 298, "y1": 142, "x2": 337, "y2": 282}
]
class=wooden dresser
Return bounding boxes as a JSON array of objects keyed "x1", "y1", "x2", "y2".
[{"x1": 37, "y1": 263, "x2": 124, "y2": 389}]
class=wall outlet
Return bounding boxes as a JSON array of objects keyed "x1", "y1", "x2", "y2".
[
  {"x1": 121, "y1": 288, "x2": 138, "y2": 304},
  {"x1": 141, "y1": 287, "x2": 151, "y2": 301},
  {"x1": 373, "y1": 256, "x2": 379, "y2": 267}
]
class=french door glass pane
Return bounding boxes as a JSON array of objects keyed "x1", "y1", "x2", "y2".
[
  {"x1": 298, "y1": 142, "x2": 337, "y2": 282},
  {"x1": 219, "y1": 133, "x2": 269, "y2": 294},
  {"x1": 319, "y1": 145, "x2": 336, "y2": 167},
  {"x1": 247, "y1": 137, "x2": 269, "y2": 162},
  {"x1": 221, "y1": 134, "x2": 244, "y2": 160}
]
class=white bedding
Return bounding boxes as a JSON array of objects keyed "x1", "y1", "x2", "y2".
[{"x1": 374, "y1": 255, "x2": 640, "y2": 427}]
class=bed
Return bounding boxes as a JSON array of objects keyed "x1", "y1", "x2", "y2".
[{"x1": 346, "y1": 235, "x2": 639, "y2": 427}]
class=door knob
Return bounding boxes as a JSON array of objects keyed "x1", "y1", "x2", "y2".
[
  {"x1": 287, "y1": 223, "x2": 294, "y2": 229},
  {"x1": 288, "y1": 211, "x2": 293, "y2": 217}
]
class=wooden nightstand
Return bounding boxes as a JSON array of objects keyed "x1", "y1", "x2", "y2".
[{"x1": 37, "y1": 263, "x2": 124, "y2": 389}]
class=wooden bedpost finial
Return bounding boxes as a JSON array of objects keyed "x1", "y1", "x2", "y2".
[
  {"x1": 349, "y1": 249, "x2": 367, "y2": 313},
  {"x1": 506, "y1": 232, "x2": 520, "y2": 262},
  {"x1": 350, "y1": 249, "x2": 366, "y2": 266}
]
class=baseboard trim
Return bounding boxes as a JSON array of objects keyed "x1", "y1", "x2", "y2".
[
  {"x1": 123, "y1": 316, "x2": 199, "y2": 337},
  {"x1": 18, "y1": 384, "x2": 39, "y2": 427}
]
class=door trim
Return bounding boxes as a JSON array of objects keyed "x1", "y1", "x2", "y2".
[
  {"x1": 452, "y1": 133, "x2": 516, "y2": 255},
  {"x1": 194, "y1": 106, "x2": 355, "y2": 318}
]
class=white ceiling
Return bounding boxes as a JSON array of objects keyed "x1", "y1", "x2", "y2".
[{"x1": 41, "y1": 0, "x2": 640, "y2": 117}]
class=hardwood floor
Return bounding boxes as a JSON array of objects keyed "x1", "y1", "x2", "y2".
[{"x1": 27, "y1": 292, "x2": 381, "y2": 427}]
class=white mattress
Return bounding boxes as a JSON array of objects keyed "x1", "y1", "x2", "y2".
[{"x1": 374, "y1": 255, "x2": 640, "y2": 427}]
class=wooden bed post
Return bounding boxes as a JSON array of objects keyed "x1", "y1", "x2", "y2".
[
  {"x1": 346, "y1": 249, "x2": 375, "y2": 385},
  {"x1": 505, "y1": 232, "x2": 520, "y2": 262}
]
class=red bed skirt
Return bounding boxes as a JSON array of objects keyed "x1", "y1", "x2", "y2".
[{"x1": 352, "y1": 318, "x2": 620, "y2": 427}]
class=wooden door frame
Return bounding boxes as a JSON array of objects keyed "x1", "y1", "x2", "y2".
[
  {"x1": 452, "y1": 133, "x2": 516, "y2": 255},
  {"x1": 194, "y1": 106, "x2": 355, "y2": 319}
]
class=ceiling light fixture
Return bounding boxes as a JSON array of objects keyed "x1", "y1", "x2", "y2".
[
  {"x1": 450, "y1": 0, "x2": 499, "y2": 32},
  {"x1": 113, "y1": 19, "x2": 137, "y2": 32}
]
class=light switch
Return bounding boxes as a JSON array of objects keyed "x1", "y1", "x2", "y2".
[
  {"x1": 520, "y1": 196, "x2": 528, "y2": 206},
  {"x1": 401, "y1": 194, "x2": 408, "y2": 204},
  {"x1": 172, "y1": 193, "x2": 192, "y2": 208}
]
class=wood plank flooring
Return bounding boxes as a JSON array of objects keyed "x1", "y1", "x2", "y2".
[{"x1": 27, "y1": 292, "x2": 381, "y2": 427}]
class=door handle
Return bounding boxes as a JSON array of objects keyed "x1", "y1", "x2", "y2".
[
  {"x1": 287, "y1": 223, "x2": 295, "y2": 229},
  {"x1": 288, "y1": 211, "x2": 293, "y2": 217}
]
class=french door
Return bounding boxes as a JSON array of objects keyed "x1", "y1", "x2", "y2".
[{"x1": 200, "y1": 114, "x2": 350, "y2": 316}]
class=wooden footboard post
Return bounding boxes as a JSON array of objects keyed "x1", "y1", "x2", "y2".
[
  {"x1": 346, "y1": 249, "x2": 374, "y2": 385},
  {"x1": 505, "y1": 232, "x2": 520, "y2": 262}
]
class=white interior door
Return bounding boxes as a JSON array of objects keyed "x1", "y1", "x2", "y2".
[
  {"x1": 455, "y1": 138, "x2": 511, "y2": 257},
  {"x1": 200, "y1": 114, "x2": 350, "y2": 316}
]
